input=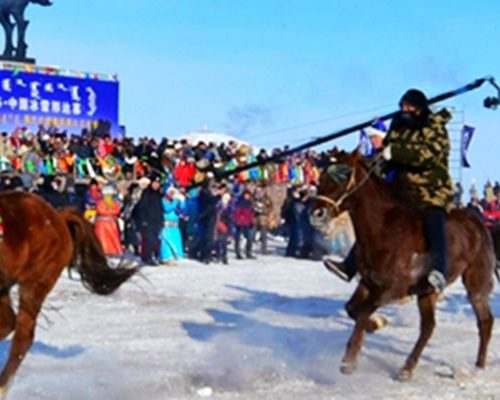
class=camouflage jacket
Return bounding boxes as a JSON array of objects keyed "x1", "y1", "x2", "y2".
[{"x1": 383, "y1": 108, "x2": 454, "y2": 211}]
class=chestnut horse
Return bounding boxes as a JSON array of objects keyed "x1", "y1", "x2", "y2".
[
  {"x1": 0, "y1": 191, "x2": 136, "y2": 394},
  {"x1": 490, "y1": 224, "x2": 500, "y2": 275},
  {"x1": 311, "y1": 149, "x2": 496, "y2": 381}
]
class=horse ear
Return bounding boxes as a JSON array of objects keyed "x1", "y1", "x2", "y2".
[{"x1": 349, "y1": 146, "x2": 362, "y2": 163}]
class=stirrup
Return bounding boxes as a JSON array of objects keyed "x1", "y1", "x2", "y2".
[
  {"x1": 428, "y1": 270, "x2": 446, "y2": 293},
  {"x1": 323, "y1": 255, "x2": 352, "y2": 282}
]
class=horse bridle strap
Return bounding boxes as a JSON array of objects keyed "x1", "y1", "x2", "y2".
[
  {"x1": 315, "y1": 170, "x2": 357, "y2": 215},
  {"x1": 315, "y1": 194, "x2": 342, "y2": 214},
  {"x1": 315, "y1": 158, "x2": 381, "y2": 215}
]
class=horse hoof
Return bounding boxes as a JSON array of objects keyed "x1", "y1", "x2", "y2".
[
  {"x1": 366, "y1": 314, "x2": 389, "y2": 333},
  {"x1": 396, "y1": 368, "x2": 413, "y2": 382},
  {"x1": 0, "y1": 385, "x2": 9, "y2": 399},
  {"x1": 396, "y1": 295, "x2": 413, "y2": 305},
  {"x1": 340, "y1": 361, "x2": 357, "y2": 375},
  {"x1": 372, "y1": 314, "x2": 389, "y2": 329}
]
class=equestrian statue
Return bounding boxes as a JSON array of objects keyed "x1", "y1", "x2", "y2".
[{"x1": 0, "y1": 0, "x2": 52, "y2": 62}]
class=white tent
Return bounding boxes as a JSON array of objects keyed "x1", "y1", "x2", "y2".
[{"x1": 179, "y1": 130, "x2": 248, "y2": 147}]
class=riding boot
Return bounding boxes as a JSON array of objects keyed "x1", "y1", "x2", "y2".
[
  {"x1": 423, "y1": 206, "x2": 449, "y2": 293},
  {"x1": 323, "y1": 245, "x2": 357, "y2": 282}
]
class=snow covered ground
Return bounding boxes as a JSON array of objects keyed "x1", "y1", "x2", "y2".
[{"x1": 5, "y1": 240, "x2": 500, "y2": 400}]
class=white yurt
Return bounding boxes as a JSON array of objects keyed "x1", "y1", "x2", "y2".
[{"x1": 179, "y1": 126, "x2": 248, "y2": 147}]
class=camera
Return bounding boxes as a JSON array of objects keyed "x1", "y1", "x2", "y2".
[{"x1": 484, "y1": 96, "x2": 500, "y2": 109}]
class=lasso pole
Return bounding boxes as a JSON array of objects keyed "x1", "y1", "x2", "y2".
[{"x1": 190, "y1": 76, "x2": 493, "y2": 188}]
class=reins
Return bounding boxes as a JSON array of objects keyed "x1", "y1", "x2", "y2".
[{"x1": 315, "y1": 156, "x2": 384, "y2": 216}]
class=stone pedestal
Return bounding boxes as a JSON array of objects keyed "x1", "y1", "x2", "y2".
[{"x1": 0, "y1": 56, "x2": 35, "y2": 65}]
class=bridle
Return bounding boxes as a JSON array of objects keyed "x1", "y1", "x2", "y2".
[
  {"x1": 315, "y1": 171, "x2": 356, "y2": 216},
  {"x1": 314, "y1": 156, "x2": 383, "y2": 216}
]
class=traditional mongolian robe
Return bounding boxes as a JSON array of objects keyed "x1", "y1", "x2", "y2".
[
  {"x1": 159, "y1": 197, "x2": 185, "y2": 263},
  {"x1": 95, "y1": 197, "x2": 123, "y2": 255}
]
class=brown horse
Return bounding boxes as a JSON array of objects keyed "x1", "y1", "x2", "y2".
[
  {"x1": 490, "y1": 223, "x2": 500, "y2": 254},
  {"x1": 311, "y1": 149, "x2": 496, "y2": 381},
  {"x1": 0, "y1": 191, "x2": 136, "y2": 394},
  {"x1": 490, "y1": 224, "x2": 500, "y2": 279}
]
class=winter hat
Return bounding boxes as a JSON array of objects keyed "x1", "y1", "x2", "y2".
[
  {"x1": 399, "y1": 89, "x2": 429, "y2": 112},
  {"x1": 366, "y1": 120, "x2": 387, "y2": 138},
  {"x1": 366, "y1": 119, "x2": 387, "y2": 138},
  {"x1": 138, "y1": 176, "x2": 151, "y2": 189},
  {"x1": 221, "y1": 193, "x2": 231, "y2": 206},
  {"x1": 196, "y1": 158, "x2": 210, "y2": 170},
  {"x1": 102, "y1": 185, "x2": 116, "y2": 196}
]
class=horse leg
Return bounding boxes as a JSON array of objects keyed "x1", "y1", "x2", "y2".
[
  {"x1": 0, "y1": 295, "x2": 15, "y2": 340},
  {"x1": 341, "y1": 286, "x2": 381, "y2": 374},
  {"x1": 0, "y1": 276, "x2": 15, "y2": 340},
  {"x1": 397, "y1": 293, "x2": 438, "y2": 381},
  {"x1": 0, "y1": 281, "x2": 51, "y2": 393},
  {"x1": 469, "y1": 294, "x2": 493, "y2": 368},
  {"x1": 346, "y1": 281, "x2": 387, "y2": 333},
  {"x1": 462, "y1": 270, "x2": 494, "y2": 368}
]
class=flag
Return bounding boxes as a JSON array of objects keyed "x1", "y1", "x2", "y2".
[
  {"x1": 359, "y1": 129, "x2": 373, "y2": 157},
  {"x1": 461, "y1": 125, "x2": 475, "y2": 168}
]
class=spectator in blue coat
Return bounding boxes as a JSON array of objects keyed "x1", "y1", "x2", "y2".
[{"x1": 159, "y1": 187, "x2": 186, "y2": 265}]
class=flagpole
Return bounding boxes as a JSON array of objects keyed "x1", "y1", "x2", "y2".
[{"x1": 459, "y1": 121, "x2": 464, "y2": 186}]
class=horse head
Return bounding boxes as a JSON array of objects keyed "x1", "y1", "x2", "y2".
[{"x1": 310, "y1": 147, "x2": 362, "y2": 231}]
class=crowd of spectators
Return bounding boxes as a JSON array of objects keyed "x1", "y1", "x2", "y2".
[
  {"x1": 455, "y1": 181, "x2": 500, "y2": 228},
  {"x1": 0, "y1": 124, "x2": 331, "y2": 266},
  {"x1": 1, "y1": 123, "x2": 497, "y2": 266}
]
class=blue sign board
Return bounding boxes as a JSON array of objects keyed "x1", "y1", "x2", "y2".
[{"x1": 0, "y1": 67, "x2": 119, "y2": 133}]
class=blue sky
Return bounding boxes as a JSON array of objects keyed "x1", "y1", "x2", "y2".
[{"x1": 27, "y1": 0, "x2": 499, "y2": 191}]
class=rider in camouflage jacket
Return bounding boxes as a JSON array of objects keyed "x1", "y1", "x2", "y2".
[
  {"x1": 323, "y1": 89, "x2": 452, "y2": 294},
  {"x1": 383, "y1": 105, "x2": 454, "y2": 212}
]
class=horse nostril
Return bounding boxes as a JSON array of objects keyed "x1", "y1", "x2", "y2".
[
  {"x1": 313, "y1": 208, "x2": 324, "y2": 218},
  {"x1": 311, "y1": 207, "x2": 329, "y2": 228}
]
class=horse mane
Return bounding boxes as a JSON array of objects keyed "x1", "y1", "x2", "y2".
[{"x1": 355, "y1": 156, "x2": 421, "y2": 218}]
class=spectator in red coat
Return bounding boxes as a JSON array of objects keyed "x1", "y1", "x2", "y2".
[
  {"x1": 233, "y1": 189, "x2": 256, "y2": 259},
  {"x1": 174, "y1": 156, "x2": 196, "y2": 187}
]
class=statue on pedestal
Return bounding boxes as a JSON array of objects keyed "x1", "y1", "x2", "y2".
[{"x1": 0, "y1": 0, "x2": 52, "y2": 63}]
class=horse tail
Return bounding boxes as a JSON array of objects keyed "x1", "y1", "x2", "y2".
[{"x1": 59, "y1": 208, "x2": 136, "y2": 295}]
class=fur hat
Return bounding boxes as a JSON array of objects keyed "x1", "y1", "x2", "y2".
[
  {"x1": 138, "y1": 176, "x2": 151, "y2": 189},
  {"x1": 196, "y1": 158, "x2": 210, "y2": 170},
  {"x1": 163, "y1": 147, "x2": 176, "y2": 156},
  {"x1": 95, "y1": 176, "x2": 107, "y2": 185},
  {"x1": 221, "y1": 193, "x2": 231, "y2": 206},
  {"x1": 102, "y1": 185, "x2": 116, "y2": 196}
]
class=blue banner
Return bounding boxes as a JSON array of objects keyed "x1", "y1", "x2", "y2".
[
  {"x1": 358, "y1": 129, "x2": 373, "y2": 157},
  {"x1": 461, "y1": 125, "x2": 475, "y2": 168},
  {"x1": 0, "y1": 68, "x2": 119, "y2": 133}
]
